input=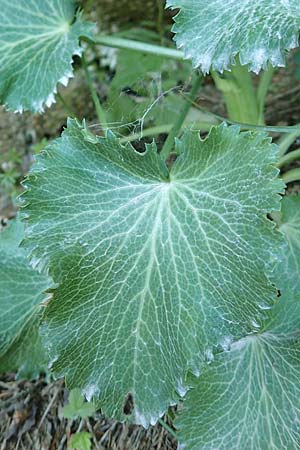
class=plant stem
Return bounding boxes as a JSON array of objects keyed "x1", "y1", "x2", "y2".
[
  {"x1": 57, "y1": 92, "x2": 75, "y2": 117},
  {"x1": 281, "y1": 168, "x2": 300, "y2": 184},
  {"x1": 156, "y1": 0, "x2": 164, "y2": 43},
  {"x1": 158, "y1": 418, "x2": 178, "y2": 440},
  {"x1": 86, "y1": 35, "x2": 184, "y2": 60},
  {"x1": 231, "y1": 62, "x2": 259, "y2": 124},
  {"x1": 277, "y1": 148, "x2": 300, "y2": 168},
  {"x1": 160, "y1": 73, "x2": 203, "y2": 160},
  {"x1": 82, "y1": 54, "x2": 107, "y2": 130},
  {"x1": 120, "y1": 125, "x2": 173, "y2": 143},
  {"x1": 119, "y1": 121, "x2": 216, "y2": 144},
  {"x1": 257, "y1": 64, "x2": 275, "y2": 125},
  {"x1": 212, "y1": 60, "x2": 259, "y2": 124},
  {"x1": 184, "y1": 103, "x2": 300, "y2": 134},
  {"x1": 278, "y1": 129, "x2": 300, "y2": 157}
]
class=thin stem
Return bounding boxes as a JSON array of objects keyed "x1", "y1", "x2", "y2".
[
  {"x1": 277, "y1": 148, "x2": 300, "y2": 168},
  {"x1": 84, "y1": 35, "x2": 184, "y2": 61},
  {"x1": 257, "y1": 64, "x2": 275, "y2": 125},
  {"x1": 158, "y1": 418, "x2": 178, "y2": 440},
  {"x1": 57, "y1": 92, "x2": 75, "y2": 117},
  {"x1": 277, "y1": 129, "x2": 300, "y2": 156},
  {"x1": 212, "y1": 72, "x2": 243, "y2": 121},
  {"x1": 219, "y1": 121, "x2": 300, "y2": 134},
  {"x1": 281, "y1": 168, "x2": 300, "y2": 184},
  {"x1": 160, "y1": 73, "x2": 203, "y2": 160},
  {"x1": 120, "y1": 125, "x2": 173, "y2": 143},
  {"x1": 82, "y1": 54, "x2": 107, "y2": 130},
  {"x1": 119, "y1": 121, "x2": 215, "y2": 144},
  {"x1": 156, "y1": 0, "x2": 164, "y2": 43},
  {"x1": 181, "y1": 101, "x2": 300, "y2": 134}
]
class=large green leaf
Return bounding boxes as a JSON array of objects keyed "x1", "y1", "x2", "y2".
[
  {"x1": 0, "y1": 221, "x2": 53, "y2": 378},
  {"x1": 0, "y1": 0, "x2": 93, "y2": 113},
  {"x1": 167, "y1": 0, "x2": 300, "y2": 73},
  {"x1": 176, "y1": 291, "x2": 300, "y2": 450},
  {"x1": 274, "y1": 195, "x2": 300, "y2": 294},
  {"x1": 22, "y1": 120, "x2": 283, "y2": 425}
]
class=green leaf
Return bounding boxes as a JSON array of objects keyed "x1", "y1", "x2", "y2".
[
  {"x1": 62, "y1": 388, "x2": 95, "y2": 419},
  {"x1": 22, "y1": 120, "x2": 283, "y2": 426},
  {"x1": 167, "y1": 0, "x2": 300, "y2": 74},
  {"x1": 68, "y1": 432, "x2": 92, "y2": 450},
  {"x1": 176, "y1": 291, "x2": 300, "y2": 450},
  {"x1": 0, "y1": 220, "x2": 53, "y2": 378},
  {"x1": 274, "y1": 195, "x2": 300, "y2": 294},
  {"x1": 0, "y1": 314, "x2": 48, "y2": 380},
  {"x1": 0, "y1": 0, "x2": 93, "y2": 113}
]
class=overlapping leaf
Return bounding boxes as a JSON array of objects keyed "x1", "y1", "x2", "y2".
[
  {"x1": 22, "y1": 120, "x2": 283, "y2": 425},
  {"x1": 274, "y1": 195, "x2": 300, "y2": 293},
  {"x1": 167, "y1": 0, "x2": 300, "y2": 73},
  {"x1": 176, "y1": 195, "x2": 300, "y2": 449},
  {"x1": 0, "y1": 0, "x2": 93, "y2": 113},
  {"x1": 176, "y1": 292, "x2": 300, "y2": 450},
  {"x1": 0, "y1": 221, "x2": 52, "y2": 378}
]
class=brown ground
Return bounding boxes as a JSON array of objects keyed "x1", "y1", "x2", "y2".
[{"x1": 0, "y1": 375, "x2": 177, "y2": 450}]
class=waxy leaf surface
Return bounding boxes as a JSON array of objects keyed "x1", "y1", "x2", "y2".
[
  {"x1": 275, "y1": 195, "x2": 300, "y2": 294},
  {"x1": 176, "y1": 291, "x2": 300, "y2": 450},
  {"x1": 167, "y1": 0, "x2": 300, "y2": 73},
  {"x1": 0, "y1": 221, "x2": 52, "y2": 378},
  {"x1": 23, "y1": 120, "x2": 283, "y2": 425},
  {"x1": 0, "y1": 0, "x2": 93, "y2": 112}
]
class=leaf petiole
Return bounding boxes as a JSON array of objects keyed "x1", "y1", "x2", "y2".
[
  {"x1": 281, "y1": 168, "x2": 300, "y2": 184},
  {"x1": 82, "y1": 54, "x2": 107, "y2": 131},
  {"x1": 212, "y1": 60, "x2": 259, "y2": 125},
  {"x1": 277, "y1": 129, "x2": 300, "y2": 156},
  {"x1": 160, "y1": 72, "x2": 203, "y2": 160},
  {"x1": 57, "y1": 92, "x2": 75, "y2": 117},
  {"x1": 84, "y1": 35, "x2": 184, "y2": 61},
  {"x1": 119, "y1": 121, "x2": 215, "y2": 144},
  {"x1": 277, "y1": 149, "x2": 300, "y2": 168},
  {"x1": 184, "y1": 103, "x2": 300, "y2": 134},
  {"x1": 158, "y1": 418, "x2": 178, "y2": 440},
  {"x1": 257, "y1": 64, "x2": 275, "y2": 125}
]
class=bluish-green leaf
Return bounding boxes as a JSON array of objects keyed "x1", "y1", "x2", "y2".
[
  {"x1": 176, "y1": 291, "x2": 300, "y2": 450},
  {"x1": 167, "y1": 0, "x2": 300, "y2": 74},
  {"x1": 0, "y1": 220, "x2": 53, "y2": 378},
  {"x1": 22, "y1": 120, "x2": 283, "y2": 425},
  {"x1": 0, "y1": 0, "x2": 93, "y2": 113},
  {"x1": 274, "y1": 195, "x2": 300, "y2": 294}
]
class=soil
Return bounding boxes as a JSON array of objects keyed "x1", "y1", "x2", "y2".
[{"x1": 0, "y1": 375, "x2": 177, "y2": 450}]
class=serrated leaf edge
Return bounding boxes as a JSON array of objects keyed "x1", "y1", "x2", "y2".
[
  {"x1": 166, "y1": 1, "x2": 300, "y2": 74},
  {"x1": 8, "y1": 11, "x2": 94, "y2": 114},
  {"x1": 20, "y1": 121, "x2": 285, "y2": 426}
]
